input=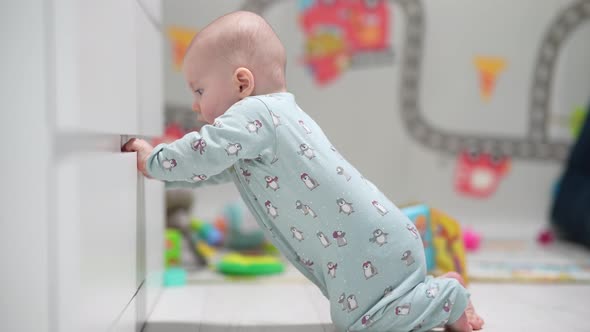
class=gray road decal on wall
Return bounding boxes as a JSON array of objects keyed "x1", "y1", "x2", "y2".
[{"x1": 241, "y1": 0, "x2": 590, "y2": 162}]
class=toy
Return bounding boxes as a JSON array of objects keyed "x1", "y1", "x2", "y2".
[
  {"x1": 537, "y1": 229, "x2": 555, "y2": 245},
  {"x1": 165, "y1": 229, "x2": 182, "y2": 267},
  {"x1": 431, "y1": 208, "x2": 469, "y2": 284},
  {"x1": 166, "y1": 189, "x2": 207, "y2": 266},
  {"x1": 163, "y1": 267, "x2": 187, "y2": 287},
  {"x1": 400, "y1": 203, "x2": 469, "y2": 283},
  {"x1": 190, "y1": 218, "x2": 223, "y2": 246},
  {"x1": 462, "y1": 228, "x2": 481, "y2": 252},
  {"x1": 401, "y1": 204, "x2": 435, "y2": 271},
  {"x1": 217, "y1": 253, "x2": 284, "y2": 276},
  {"x1": 221, "y1": 201, "x2": 267, "y2": 250}
]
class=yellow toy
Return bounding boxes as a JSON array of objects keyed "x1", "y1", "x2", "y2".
[{"x1": 430, "y1": 208, "x2": 469, "y2": 284}]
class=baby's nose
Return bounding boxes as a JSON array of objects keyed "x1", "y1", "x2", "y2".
[{"x1": 192, "y1": 102, "x2": 201, "y2": 113}]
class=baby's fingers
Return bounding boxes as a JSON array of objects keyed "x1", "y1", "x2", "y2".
[{"x1": 122, "y1": 138, "x2": 141, "y2": 152}]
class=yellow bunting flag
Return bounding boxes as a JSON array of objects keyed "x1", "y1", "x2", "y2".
[
  {"x1": 167, "y1": 26, "x2": 198, "y2": 71},
  {"x1": 474, "y1": 56, "x2": 507, "y2": 102}
]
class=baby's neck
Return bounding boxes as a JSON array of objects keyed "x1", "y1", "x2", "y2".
[{"x1": 252, "y1": 83, "x2": 287, "y2": 96}]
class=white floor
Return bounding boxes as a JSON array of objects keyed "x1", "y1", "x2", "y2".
[
  {"x1": 146, "y1": 223, "x2": 590, "y2": 332},
  {"x1": 145, "y1": 267, "x2": 590, "y2": 332}
]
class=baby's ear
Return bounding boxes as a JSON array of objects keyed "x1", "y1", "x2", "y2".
[{"x1": 234, "y1": 67, "x2": 255, "y2": 97}]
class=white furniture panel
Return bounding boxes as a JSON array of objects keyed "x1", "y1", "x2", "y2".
[
  {"x1": 144, "y1": 179, "x2": 165, "y2": 318},
  {"x1": 54, "y1": 0, "x2": 138, "y2": 134},
  {"x1": 113, "y1": 298, "x2": 138, "y2": 332},
  {"x1": 0, "y1": 1, "x2": 50, "y2": 331},
  {"x1": 56, "y1": 153, "x2": 138, "y2": 332},
  {"x1": 80, "y1": 153, "x2": 138, "y2": 332},
  {"x1": 136, "y1": 0, "x2": 164, "y2": 136}
]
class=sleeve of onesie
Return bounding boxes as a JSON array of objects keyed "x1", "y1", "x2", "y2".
[
  {"x1": 164, "y1": 168, "x2": 233, "y2": 189},
  {"x1": 145, "y1": 97, "x2": 276, "y2": 183}
]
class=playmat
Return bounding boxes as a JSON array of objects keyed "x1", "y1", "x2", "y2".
[{"x1": 467, "y1": 238, "x2": 590, "y2": 283}]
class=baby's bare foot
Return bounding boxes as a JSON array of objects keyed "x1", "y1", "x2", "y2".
[
  {"x1": 465, "y1": 301, "x2": 484, "y2": 330},
  {"x1": 439, "y1": 272, "x2": 485, "y2": 330},
  {"x1": 445, "y1": 313, "x2": 472, "y2": 332}
]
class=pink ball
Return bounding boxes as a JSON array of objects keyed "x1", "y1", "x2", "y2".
[
  {"x1": 463, "y1": 228, "x2": 481, "y2": 252},
  {"x1": 537, "y1": 229, "x2": 554, "y2": 245}
]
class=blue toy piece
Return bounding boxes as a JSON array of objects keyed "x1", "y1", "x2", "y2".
[
  {"x1": 223, "y1": 201, "x2": 266, "y2": 250},
  {"x1": 401, "y1": 204, "x2": 436, "y2": 272},
  {"x1": 163, "y1": 267, "x2": 187, "y2": 287}
]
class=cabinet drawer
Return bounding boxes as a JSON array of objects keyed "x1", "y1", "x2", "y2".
[
  {"x1": 136, "y1": 0, "x2": 163, "y2": 137},
  {"x1": 113, "y1": 297, "x2": 137, "y2": 332},
  {"x1": 56, "y1": 152, "x2": 138, "y2": 332},
  {"x1": 143, "y1": 179, "x2": 165, "y2": 316},
  {"x1": 54, "y1": 0, "x2": 138, "y2": 134}
]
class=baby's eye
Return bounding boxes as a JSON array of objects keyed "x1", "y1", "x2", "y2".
[{"x1": 195, "y1": 88, "x2": 203, "y2": 96}]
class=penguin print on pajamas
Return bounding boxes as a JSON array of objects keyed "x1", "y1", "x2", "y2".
[
  {"x1": 401, "y1": 250, "x2": 415, "y2": 266},
  {"x1": 443, "y1": 299, "x2": 452, "y2": 312},
  {"x1": 369, "y1": 229, "x2": 389, "y2": 246},
  {"x1": 383, "y1": 286, "x2": 393, "y2": 297},
  {"x1": 426, "y1": 284, "x2": 439, "y2": 298},
  {"x1": 192, "y1": 174, "x2": 207, "y2": 182},
  {"x1": 338, "y1": 293, "x2": 347, "y2": 311},
  {"x1": 162, "y1": 158, "x2": 177, "y2": 171},
  {"x1": 336, "y1": 166, "x2": 351, "y2": 181},
  {"x1": 407, "y1": 223, "x2": 419, "y2": 239},
  {"x1": 240, "y1": 168, "x2": 251, "y2": 183},
  {"x1": 245, "y1": 120, "x2": 262, "y2": 134},
  {"x1": 333, "y1": 231, "x2": 348, "y2": 247},
  {"x1": 347, "y1": 295, "x2": 359, "y2": 312},
  {"x1": 295, "y1": 200, "x2": 317, "y2": 218},
  {"x1": 225, "y1": 143, "x2": 242, "y2": 156},
  {"x1": 298, "y1": 256, "x2": 314, "y2": 272},
  {"x1": 410, "y1": 322, "x2": 424, "y2": 332},
  {"x1": 300, "y1": 173, "x2": 320, "y2": 190},
  {"x1": 395, "y1": 304, "x2": 411, "y2": 316},
  {"x1": 270, "y1": 110, "x2": 281, "y2": 127},
  {"x1": 264, "y1": 200, "x2": 279, "y2": 219},
  {"x1": 337, "y1": 198, "x2": 354, "y2": 215},
  {"x1": 298, "y1": 143, "x2": 316, "y2": 160},
  {"x1": 327, "y1": 262, "x2": 338, "y2": 278},
  {"x1": 372, "y1": 200, "x2": 389, "y2": 216},
  {"x1": 317, "y1": 232, "x2": 331, "y2": 248},
  {"x1": 298, "y1": 120, "x2": 312, "y2": 134},
  {"x1": 361, "y1": 315, "x2": 373, "y2": 327},
  {"x1": 290, "y1": 227, "x2": 304, "y2": 241},
  {"x1": 192, "y1": 138, "x2": 206, "y2": 155},
  {"x1": 362, "y1": 261, "x2": 378, "y2": 279},
  {"x1": 265, "y1": 175, "x2": 280, "y2": 191},
  {"x1": 213, "y1": 119, "x2": 223, "y2": 128}
]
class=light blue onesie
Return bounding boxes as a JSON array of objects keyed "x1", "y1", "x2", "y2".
[{"x1": 146, "y1": 93, "x2": 469, "y2": 332}]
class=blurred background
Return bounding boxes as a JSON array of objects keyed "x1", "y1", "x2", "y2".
[{"x1": 2, "y1": 0, "x2": 590, "y2": 331}]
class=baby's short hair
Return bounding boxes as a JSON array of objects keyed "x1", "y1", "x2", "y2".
[{"x1": 191, "y1": 11, "x2": 287, "y2": 89}]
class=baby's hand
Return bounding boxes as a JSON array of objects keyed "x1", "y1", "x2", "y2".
[{"x1": 122, "y1": 138, "x2": 154, "y2": 178}]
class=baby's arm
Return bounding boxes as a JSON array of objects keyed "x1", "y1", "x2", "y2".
[{"x1": 125, "y1": 98, "x2": 275, "y2": 184}]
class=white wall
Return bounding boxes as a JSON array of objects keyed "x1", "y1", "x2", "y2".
[
  {"x1": 0, "y1": 2, "x2": 51, "y2": 331},
  {"x1": 162, "y1": 0, "x2": 590, "y2": 226}
]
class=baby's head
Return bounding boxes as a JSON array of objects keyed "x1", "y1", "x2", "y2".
[{"x1": 183, "y1": 11, "x2": 287, "y2": 124}]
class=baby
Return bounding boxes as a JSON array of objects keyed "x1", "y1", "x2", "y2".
[{"x1": 124, "y1": 11, "x2": 484, "y2": 332}]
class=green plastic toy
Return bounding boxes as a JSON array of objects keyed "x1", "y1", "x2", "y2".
[
  {"x1": 165, "y1": 229, "x2": 182, "y2": 267},
  {"x1": 217, "y1": 253, "x2": 284, "y2": 276}
]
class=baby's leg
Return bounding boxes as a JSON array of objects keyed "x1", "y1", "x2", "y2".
[{"x1": 439, "y1": 272, "x2": 484, "y2": 331}]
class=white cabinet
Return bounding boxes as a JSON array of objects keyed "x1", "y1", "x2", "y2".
[
  {"x1": 54, "y1": 0, "x2": 138, "y2": 134},
  {"x1": 1, "y1": 0, "x2": 164, "y2": 331},
  {"x1": 136, "y1": 0, "x2": 164, "y2": 136},
  {"x1": 56, "y1": 153, "x2": 139, "y2": 332}
]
